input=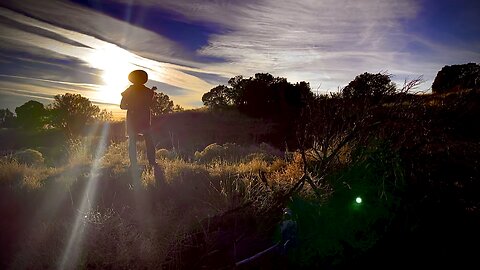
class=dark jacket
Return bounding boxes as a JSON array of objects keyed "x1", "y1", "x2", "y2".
[{"x1": 120, "y1": 84, "x2": 154, "y2": 134}]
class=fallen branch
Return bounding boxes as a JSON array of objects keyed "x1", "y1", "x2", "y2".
[{"x1": 235, "y1": 241, "x2": 281, "y2": 266}]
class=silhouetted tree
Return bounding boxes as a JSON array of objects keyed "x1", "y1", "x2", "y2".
[
  {"x1": 49, "y1": 93, "x2": 100, "y2": 135},
  {"x1": 432, "y1": 63, "x2": 480, "y2": 94},
  {"x1": 151, "y1": 92, "x2": 175, "y2": 116},
  {"x1": 204, "y1": 73, "x2": 313, "y2": 116},
  {"x1": 96, "y1": 109, "x2": 113, "y2": 122},
  {"x1": 342, "y1": 72, "x2": 396, "y2": 101},
  {"x1": 227, "y1": 75, "x2": 246, "y2": 105},
  {"x1": 202, "y1": 85, "x2": 235, "y2": 109},
  {"x1": 0, "y1": 108, "x2": 16, "y2": 128},
  {"x1": 237, "y1": 73, "x2": 276, "y2": 116},
  {"x1": 203, "y1": 73, "x2": 314, "y2": 148},
  {"x1": 15, "y1": 100, "x2": 48, "y2": 129},
  {"x1": 173, "y1": 104, "x2": 184, "y2": 112}
]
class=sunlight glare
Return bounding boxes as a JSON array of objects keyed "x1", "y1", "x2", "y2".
[
  {"x1": 59, "y1": 123, "x2": 110, "y2": 270},
  {"x1": 87, "y1": 44, "x2": 137, "y2": 104}
]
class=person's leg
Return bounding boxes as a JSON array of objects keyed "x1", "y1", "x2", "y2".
[
  {"x1": 128, "y1": 130, "x2": 138, "y2": 166},
  {"x1": 144, "y1": 129, "x2": 156, "y2": 165},
  {"x1": 144, "y1": 129, "x2": 164, "y2": 183}
]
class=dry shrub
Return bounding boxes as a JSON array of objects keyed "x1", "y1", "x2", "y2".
[
  {"x1": 236, "y1": 157, "x2": 270, "y2": 175},
  {"x1": 194, "y1": 142, "x2": 281, "y2": 163},
  {"x1": 0, "y1": 159, "x2": 57, "y2": 189},
  {"x1": 22, "y1": 166, "x2": 57, "y2": 189},
  {"x1": 155, "y1": 148, "x2": 176, "y2": 160},
  {"x1": 81, "y1": 208, "x2": 165, "y2": 268},
  {"x1": 194, "y1": 143, "x2": 224, "y2": 162},
  {"x1": 269, "y1": 152, "x2": 304, "y2": 189},
  {"x1": 101, "y1": 142, "x2": 129, "y2": 175},
  {"x1": 66, "y1": 137, "x2": 113, "y2": 165},
  {"x1": 0, "y1": 159, "x2": 25, "y2": 188},
  {"x1": 0, "y1": 141, "x2": 293, "y2": 269},
  {"x1": 269, "y1": 158, "x2": 287, "y2": 172},
  {"x1": 13, "y1": 149, "x2": 44, "y2": 166}
]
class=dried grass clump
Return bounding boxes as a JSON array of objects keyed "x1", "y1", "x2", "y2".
[
  {"x1": 13, "y1": 149, "x2": 44, "y2": 166},
  {"x1": 0, "y1": 159, "x2": 58, "y2": 190},
  {"x1": 194, "y1": 142, "x2": 281, "y2": 164}
]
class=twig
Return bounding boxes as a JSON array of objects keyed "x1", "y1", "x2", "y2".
[
  {"x1": 304, "y1": 173, "x2": 322, "y2": 198},
  {"x1": 282, "y1": 173, "x2": 308, "y2": 200},
  {"x1": 259, "y1": 170, "x2": 271, "y2": 191},
  {"x1": 235, "y1": 241, "x2": 281, "y2": 266}
]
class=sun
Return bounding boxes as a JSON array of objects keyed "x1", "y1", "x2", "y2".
[
  {"x1": 99, "y1": 65, "x2": 131, "y2": 104},
  {"x1": 87, "y1": 44, "x2": 136, "y2": 104}
]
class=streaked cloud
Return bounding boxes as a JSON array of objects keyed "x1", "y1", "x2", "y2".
[
  {"x1": 0, "y1": 0, "x2": 479, "y2": 114},
  {"x1": 0, "y1": 1, "x2": 223, "y2": 111},
  {"x1": 114, "y1": 0, "x2": 480, "y2": 91}
]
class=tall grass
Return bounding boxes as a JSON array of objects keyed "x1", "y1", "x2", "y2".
[{"x1": 0, "y1": 139, "x2": 293, "y2": 269}]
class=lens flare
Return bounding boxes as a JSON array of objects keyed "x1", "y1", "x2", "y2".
[
  {"x1": 58, "y1": 123, "x2": 110, "y2": 269},
  {"x1": 86, "y1": 44, "x2": 137, "y2": 104},
  {"x1": 355, "y1": 197, "x2": 362, "y2": 204}
]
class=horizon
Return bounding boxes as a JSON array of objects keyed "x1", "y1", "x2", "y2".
[{"x1": 0, "y1": 0, "x2": 479, "y2": 115}]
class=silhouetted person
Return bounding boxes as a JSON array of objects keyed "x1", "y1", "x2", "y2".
[{"x1": 120, "y1": 70, "x2": 157, "y2": 168}]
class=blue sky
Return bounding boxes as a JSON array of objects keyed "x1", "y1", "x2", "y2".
[{"x1": 0, "y1": 0, "x2": 479, "y2": 116}]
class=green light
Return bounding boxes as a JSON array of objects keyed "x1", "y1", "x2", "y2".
[{"x1": 355, "y1": 197, "x2": 362, "y2": 204}]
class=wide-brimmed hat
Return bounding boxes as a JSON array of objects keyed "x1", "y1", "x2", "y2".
[{"x1": 128, "y1": 70, "x2": 148, "y2": 84}]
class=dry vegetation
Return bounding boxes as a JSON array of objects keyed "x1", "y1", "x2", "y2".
[
  {"x1": 0, "y1": 140, "x2": 306, "y2": 269},
  {"x1": 1, "y1": 87, "x2": 479, "y2": 269}
]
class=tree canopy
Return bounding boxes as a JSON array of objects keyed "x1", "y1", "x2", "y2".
[
  {"x1": 202, "y1": 73, "x2": 314, "y2": 148},
  {"x1": 49, "y1": 93, "x2": 100, "y2": 135},
  {"x1": 0, "y1": 108, "x2": 15, "y2": 128},
  {"x1": 432, "y1": 63, "x2": 480, "y2": 94},
  {"x1": 341, "y1": 72, "x2": 396, "y2": 101},
  {"x1": 15, "y1": 100, "x2": 48, "y2": 129},
  {"x1": 202, "y1": 73, "x2": 313, "y2": 119},
  {"x1": 151, "y1": 92, "x2": 175, "y2": 116},
  {"x1": 201, "y1": 85, "x2": 234, "y2": 109},
  {"x1": 1, "y1": 90, "x2": 182, "y2": 136}
]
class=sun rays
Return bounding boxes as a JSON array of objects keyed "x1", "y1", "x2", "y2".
[
  {"x1": 59, "y1": 122, "x2": 110, "y2": 269},
  {"x1": 86, "y1": 44, "x2": 137, "y2": 105}
]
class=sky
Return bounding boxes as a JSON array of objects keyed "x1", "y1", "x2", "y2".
[{"x1": 0, "y1": 0, "x2": 479, "y2": 116}]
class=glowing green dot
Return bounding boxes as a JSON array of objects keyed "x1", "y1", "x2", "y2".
[{"x1": 355, "y1": 197, "x2": 362, "y2": 204}]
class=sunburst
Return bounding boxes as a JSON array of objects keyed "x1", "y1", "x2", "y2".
[{"x1": 87, "y1": 44, "x2": 137, "y2": 104}]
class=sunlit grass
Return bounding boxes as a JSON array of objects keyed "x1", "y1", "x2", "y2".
[
  {"x1": 0, "y1": 159, "x2": 59, "y2": 189},
  {"x1": 0, "y1": 139, "x2": 297, "y2": 268}
]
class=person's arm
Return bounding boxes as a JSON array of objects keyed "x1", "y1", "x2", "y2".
[{"x1": 120, "y1": 89, "x2": 129, "y2": 110}]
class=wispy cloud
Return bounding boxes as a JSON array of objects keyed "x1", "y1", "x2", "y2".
[
  {"x1": 114, "y1": 0, "x2": 480, "y2": 91},
  {"x1": 0, "y1": 74, "x2": 99, "y2": 91},
  {"x1": 1, "y1": 0, "x2": 180, "y2": 62},
  {"x1": 1, "y1": 0, "x2": 479, "y2": 114},
  {"x1": 0, "y1": 1, "x2": 224, "y2": 109}
]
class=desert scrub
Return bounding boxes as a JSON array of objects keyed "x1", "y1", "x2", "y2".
[
  {"x1": 160, "y1": 159, "x2": 221, "y2": 203},
  {"x1": 155, "y1": 148, "x2": 177, "y2": 160},
  {"x1": 101, "y1": 141, "x2": 130, "y2": 175},
  {"x1": 285, "y1": 143, "x2": 405, "y2": 267},
  {"x1": 158, "y1": 157, "x2": 273, "y2": 212},
  {"x1": 13, "y1": 149, "x2": 44, "y2": 166},
  {"x1": 236, "y1": 157, "x2": 270, "y2": 175},
  {"x1": 194, "y1": 142, "x2": 281, "y2": 164},
  {"x1": 65, "y1": 136, "x2": 112, "y2": 165},
  {"x1": 205, "y1": 156, "x2": 272, "y2": 178},
  {"x1": 0, "y1": 159, "x2": 58, "y2": 189},
  {"x1": 268, "y1": 152, "x2": 304, "y2": 190}
]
